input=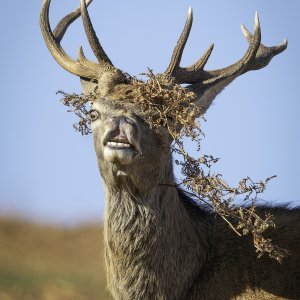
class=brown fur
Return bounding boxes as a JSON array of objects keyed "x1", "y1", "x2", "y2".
[{"x1": 89, "y1": 97, "x2": 300, "y2": 300}]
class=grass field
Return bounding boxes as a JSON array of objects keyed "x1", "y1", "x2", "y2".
[{"x1": 0, "y1": 218, "x2": 112, "y2": 300}]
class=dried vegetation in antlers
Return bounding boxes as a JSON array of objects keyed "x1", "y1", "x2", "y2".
[{"x1": 59, "y1": 70, "x2": 288, "y2": 262}]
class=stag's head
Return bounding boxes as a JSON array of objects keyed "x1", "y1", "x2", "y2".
[{"x1": 40, "y1": 0, "x2": 287, "y2": 189}]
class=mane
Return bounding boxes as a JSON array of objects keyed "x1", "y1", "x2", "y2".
[
  {"x1": 177, "y1": 188, "x2": 212, "y2": 217},
  {"x1": 177, "y1": 187, "x2": 300, "y2": 226}
]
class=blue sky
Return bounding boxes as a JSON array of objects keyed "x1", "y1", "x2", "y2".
[{"x1": 0, "y1": 1, "x2": 299, "y2": 225}]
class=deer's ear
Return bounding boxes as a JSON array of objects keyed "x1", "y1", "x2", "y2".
[{"x1": 80, "y1": 78, "x2": 99, "y2": 95}]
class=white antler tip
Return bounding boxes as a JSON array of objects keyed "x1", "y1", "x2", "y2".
[
  {"x1": 241, "y1": 24, "x2": 246, "y2": 35},
  {"x1": 188, "y1": 6, "x2": 193, "y2": 16},
  {"x1": 254, "y1": 11, "x2": 260, "y2": 27},
  {"x1": 283, "y1": 38, "x2": 288, "y2": 46},
  {"x1": 240, "y1": 24, "x2": 251, "y2": 40}
]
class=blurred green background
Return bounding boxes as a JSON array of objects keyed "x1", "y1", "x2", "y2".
[{"x1": 0, "y1": 218, "x2": 112, "y2": 299}]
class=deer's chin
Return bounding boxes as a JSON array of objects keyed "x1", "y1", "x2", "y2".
[{"x1": 103, "y1": 146, "x2": 138, "y2": 165}]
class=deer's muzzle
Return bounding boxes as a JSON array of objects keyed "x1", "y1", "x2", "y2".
[{"x1": 102, "y1": 116, "x2": 141, "y2": 165}]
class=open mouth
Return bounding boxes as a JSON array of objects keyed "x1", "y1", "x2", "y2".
[
  {"x1": 104, "y1": 137, "x2": 137, "y2": 152},
  {"x1": 103, "y1": 137, "x2": 139, "y2": 165},
  {"x1": 106, "y1": 140, "x2": 133, "y2": 149},
  {"x1": 102, "y1": 130, "x2": 141, "y2": 164}
]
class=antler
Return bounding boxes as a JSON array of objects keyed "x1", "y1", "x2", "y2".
[
  {"x1": 165, "y1": 9, "x2": 288, "y2": 112},
  {"x1": 79, "y1": 0, "x2": 113, "y2": 64},
  {"x1": 53, "y1": 0, "x2": 93, "y2": 43},
  {"x1": 40, "y1": 0, "x2": 116, "y2": 80}
]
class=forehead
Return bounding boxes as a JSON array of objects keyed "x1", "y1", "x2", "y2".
[{"x1": 91, "y1": 98, "x2": 140, "y2": 116}]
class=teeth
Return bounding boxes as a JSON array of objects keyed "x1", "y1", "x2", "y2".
[{"x1": 107, "y1": 141, "x2": 131, "y2": 148}]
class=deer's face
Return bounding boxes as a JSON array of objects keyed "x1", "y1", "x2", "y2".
[
  {"x1": 41, "y1": 0, "x2": 287, "y2": 186},
  {"x1": 90, "y1": 98, "x2": 170, "y2": 168}
]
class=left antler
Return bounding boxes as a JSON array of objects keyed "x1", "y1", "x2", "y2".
[
  {"x1": 40, "y1": 0, "x2": 123, "y2": 80},
  {"x1": 165, "y1": 9, "x2": 287, "y2": 112}
]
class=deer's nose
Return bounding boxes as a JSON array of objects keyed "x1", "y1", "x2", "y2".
[
  {"x1": 108, "y1": 116, "x2": 135, "y2": 128},
  {"x1": 107, "y1": 116, "x2": 136, "y2": 139}
]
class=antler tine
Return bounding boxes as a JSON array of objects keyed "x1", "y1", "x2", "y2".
[
  {"x1": 166, "y1": 12, "x2": 266, "y2": 84},
  {"x1": 186, "y1": 43, "x2": 214, "y2": 72},
  {"x1": 80, "y1": 0, "x2": 113, "y2": 65},
  {"x1": 241, "y1": 24, "x2": 288, "y2": 54},
  {"x1": 53, "y1": 0, "x2": 93, "y2": 43},
  {"x1": 165, "y1": 7, "x2": 193, "y2": 76},
  {"x1": 204, "y1": 12, "x2": 262, "y2": 82},
  {"x1": 40, "y1": 0, "x2": 100, "y2": 79},
  {"x1": 165, "y1": 11, "x2": 287, "y2": 87},
  {"x1": 274, "y1": 38, "x2": 288, "y2": 55},
  {"x1": 241, "y1": 23, "x2": 288, "y2": 70}
]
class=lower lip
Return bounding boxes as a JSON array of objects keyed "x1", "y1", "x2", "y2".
[
  {"x1": 107, "y1": 146, "x2": 130, "y2": 150},
  {"x1": 105, "y1": 144, "x2": 134, "y2": 151}
]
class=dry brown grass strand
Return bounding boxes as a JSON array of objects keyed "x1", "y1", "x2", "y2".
[{"x1": 59, "y1": 70, "x2": 288, "y2": 262}]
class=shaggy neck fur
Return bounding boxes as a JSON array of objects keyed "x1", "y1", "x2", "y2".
[
  {"x1": 101, "y1": 159, "x2": 209, "y2": 299},
  {"x1": 97, "y1": 132, "x2": 300, "y2": 300}
]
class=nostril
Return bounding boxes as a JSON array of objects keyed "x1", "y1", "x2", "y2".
[{"x1": 125, "y1": 117, "x2": 135, "y2": 126}]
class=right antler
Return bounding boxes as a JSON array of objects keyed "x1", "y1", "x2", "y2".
[
  {"x1": 40, "y1": 0, "x2": 117, "y2": 80},
  {"x1": 165, "y1": 9, "x2": 287, "y2": 112}
]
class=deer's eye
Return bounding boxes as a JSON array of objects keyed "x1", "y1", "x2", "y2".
[{"x1": 89, "y1": 110, "x2": 99, "y2": 121}]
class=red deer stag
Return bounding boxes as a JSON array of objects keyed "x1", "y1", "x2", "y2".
[{"x1": 40, "y1": 0, "x2": 299, "y2": 299}]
